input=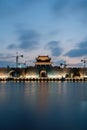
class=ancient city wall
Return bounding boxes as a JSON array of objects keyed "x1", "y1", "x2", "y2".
[{"x1": 0, "y1": 67, "x2": 87, "y2": 79}]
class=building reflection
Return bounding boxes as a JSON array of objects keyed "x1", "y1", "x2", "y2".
[
  {"x1": 23, "y1": 81, "x2": 50, "y2": 115},
  {"x1": 37, "y1": 82, "x2": 49, "y2": 114},
  {"x1": 0, "y1": 82, "x2": 8, "y2": 104}
]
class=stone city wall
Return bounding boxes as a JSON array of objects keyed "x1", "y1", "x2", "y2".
[{"x1": 0, "y1": 67, "x2": 87, "y2": 79}]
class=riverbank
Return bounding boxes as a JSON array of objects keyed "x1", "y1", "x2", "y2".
[{"x1": 0, "y1": 77, "x2": 87, "y2": 82}]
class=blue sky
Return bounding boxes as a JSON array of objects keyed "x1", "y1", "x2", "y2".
[{"x1": 0, "y1": 0, "x2": 87, "y2": 67}]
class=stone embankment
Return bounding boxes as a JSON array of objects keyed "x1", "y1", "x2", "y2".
[{"x1": 0, "y1": 77, "x2": 87, "y2": 82}]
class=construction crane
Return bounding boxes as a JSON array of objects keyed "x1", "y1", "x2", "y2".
[
  {"x1": 0, "y1": 52, "x2": 23, "y2": 68},
  {"x1": 16, "y1": 52, "x2": 23, "y2": 68},
  {"x1": 81, "y1": 58, "x2": 87, "y2": 68}
]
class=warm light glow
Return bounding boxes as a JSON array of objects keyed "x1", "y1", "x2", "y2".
[
  {"x1": 84, "y1": 76, "x2": 87, "y2": 78},
  {"x1": 0, "y1": 75, "x2": 8, "y2": 78},
  {"x1": 25, "y1": 75, "x2": 38, "y2": 78},
  {"x1": 48, "y1": 75, "x2": 62, "y2": 78},
  {"x1": 48, "y1": 73, "x2": 66, "y2": 78}
]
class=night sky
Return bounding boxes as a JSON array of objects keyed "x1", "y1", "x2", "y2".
[{"x1": 0, "y1": 0, "x2": 87, "y2": 67}]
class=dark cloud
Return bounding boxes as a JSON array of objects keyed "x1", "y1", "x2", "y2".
[
  {"x1": 78, "y1": 41, "x2": 87, "y2": 49},
  {"x1": 18, "y1": 29, "x2": 40, "y2": 50},
  {"x1": 47, "y1": 41, "x2": 60, "y2": 48},
  {"x1": 7, "y1": 29, "x2": 40, "y2": 50},
  {"x1": 47, "y1": 41, "x2": 62, "y2": 56},
  {"x1": 0, "y1": 61, "x2": 15, "y2": 67},
  {"x1": 52, "y1": 0, "x2": 70, "y2": 16},
  {"x1": 75, "y1": 0, "x2": 87, "y2": 12},
  {"x1": 65, "y1": 40, "x2": 87, "y2": 57},
  {"x1": 51, "y1": 47, "x2": 62, "y2": 56},
  {"x1": 52, "y1": 0, "x2": 87, "y2": 21},
  {"x1": 19, "y1": 41, "x2": 39, "y2": 50},
  {"x1": 7, "y1": 44, "x2": 17, "y2": 49},
  {"x1": 0, "y1": 0, "x2": 40, "y2": 17},
  {"x1": 65, "y1": 48, "x2": 87, "y2": 57},
  {"x1": 19, "y1": 29, "x2": 40, "y2": 41}
]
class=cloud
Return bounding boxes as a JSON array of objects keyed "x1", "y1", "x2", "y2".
[
  {"x1": 47, "y1": 41, "x2": 62, "y2": 56},
  {"x1": 0, "y1": 0, "x2": 40, "y2": 17},
  {"x1": 18, "y1": 29, "x2": 40, "y2": 50},
  {"x1": 75, "y1": 0, "x2": 87, "y2": 13},
  {"x1": 65, "y1": 49, "x2": 87, "y2": 57},
  {"x1": 78, "y1": 41, "x2": 87, "y2": 49},
  {"x1": 7, "y1": 44, "x2": 17, "y2": 49},
  {"x1": 7, "y1": 29, "x2": 40, "y2": 50},
  {"x1": 65, "y1": 40, "x2": 87, "y2": 57},
  {"x1": 52, "y1": 0, "x2": 87, "y2": 22},
  {"x1": 51, "y1": 48, "x2": 62, "y2": 56},
  {"x1": 0, "y1": 61, "x2": 15, "y2": 67},
  {"x1": 52, "y1": 0, "x2": 70, "y2": 16}
]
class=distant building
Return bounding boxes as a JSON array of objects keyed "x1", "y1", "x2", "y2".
[
  {"x1": 35, "y1": 55, "x2": 52, "y2": 66},
  {"x1": 34, "y1": 56, "x2": 52, "y2": 77}
]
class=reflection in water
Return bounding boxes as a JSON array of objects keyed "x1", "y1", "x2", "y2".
[
  {"x1": 36, "y1": 82, "x2": 49, "y2": 114},
  {"x1": 0, "y1": 81, "x2": 87, "y2": 130}
]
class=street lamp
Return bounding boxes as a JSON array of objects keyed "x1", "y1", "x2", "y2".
[{"x1": 81, "y1": 58, "x2": 87, "y2": 78}]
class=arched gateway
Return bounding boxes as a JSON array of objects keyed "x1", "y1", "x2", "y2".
[
  {"x1": 40, "y1": 70, "x2": 47, "y2": 77},
  {"x1": 8, "y1": 69, "x2": 21, "y2": 77},
  {"x1": 35, "y1": 55, "x2": 52, "y2": 78}
]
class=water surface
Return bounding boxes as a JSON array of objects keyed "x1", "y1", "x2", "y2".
[{"x1": 0, "y1": 81, "x2": 87, "y2": 130}]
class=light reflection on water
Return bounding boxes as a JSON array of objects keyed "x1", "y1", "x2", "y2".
[{"x1": 0, "y1": 81, "x2": 87, "y2": 130}]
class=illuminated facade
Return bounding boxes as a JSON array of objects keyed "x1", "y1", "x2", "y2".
[
  {"x1": 35, "y1": 55, "x2": 52, "y2": 66},
  {"x1": 0, "y1": 55, "x2": 87, "y2": 80},
  {"x1": 34, "y1": 56, "x2": 52, "y2": 77}
]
